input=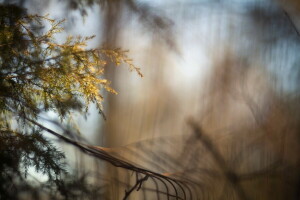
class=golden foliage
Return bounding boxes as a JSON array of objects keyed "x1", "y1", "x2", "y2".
[{"x1": 0, "y1": 8, "x2": 142, "y2": 122}]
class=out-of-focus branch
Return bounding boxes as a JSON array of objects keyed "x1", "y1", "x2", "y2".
[
  {"x1": 283, "y1": 9, "x2": 300, "y2": 37},
  {"x1": 188, "y1": 119, "x2": 249, "y2": 200},
  {"x1": 24, "y1": 115, "x2": 192, "y2": 199}
]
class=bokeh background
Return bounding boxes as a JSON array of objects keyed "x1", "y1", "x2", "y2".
[{"x1": 3, "y1": 0, "x2": 300, "y2": 199}]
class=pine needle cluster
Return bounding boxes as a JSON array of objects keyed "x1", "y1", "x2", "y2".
[{"x1": 0, "y1": 4, "x2": 140, "y2": 199}]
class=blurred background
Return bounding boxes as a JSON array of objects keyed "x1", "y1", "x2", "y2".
[{"x1": 3, "y1": 0, "x2": 300, "y2": 199}]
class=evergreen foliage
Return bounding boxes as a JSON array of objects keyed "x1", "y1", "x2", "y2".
[{"x1": 0, "y1": 4, "x2": 140, "y2": 199}]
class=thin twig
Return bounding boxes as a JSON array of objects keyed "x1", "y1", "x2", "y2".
[
  {"x1": 283, "y1": 9, "x2": 300, "y2": 38},
  {"x1": 123, "y1": 174, "x2": 148, "y2": 200}
]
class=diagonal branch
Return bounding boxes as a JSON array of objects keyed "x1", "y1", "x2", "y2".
[
  {"x1": 24, "y1": 116, "x2": 192, "y2": 199},
  {"x1": 283, "y1": 9, "x2": 300, "y2": 38},
  {"x1": 188, "y1": 119, "x2": 249, "y2": 200}
]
